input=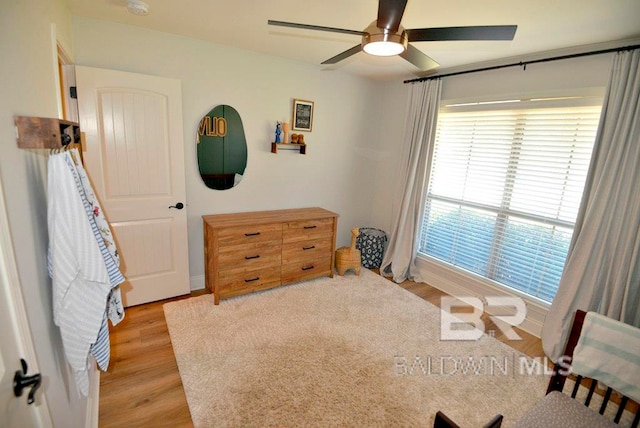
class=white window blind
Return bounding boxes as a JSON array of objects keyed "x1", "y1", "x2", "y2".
[{"x1": 418, "y1": 98, "x2": 602, "y2": 303}]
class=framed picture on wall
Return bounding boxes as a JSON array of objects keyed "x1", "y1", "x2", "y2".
[{"x1": 292, "y1": 99, "x2": 314, "y2": 132}]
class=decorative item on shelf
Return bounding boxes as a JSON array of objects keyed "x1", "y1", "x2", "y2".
[
  {"x1": 292, "y1": 99, "x2": 314, "y2": 132},
  {"x1": 274, "y1": 121, "x2": 282, "y2": 143},
  {"x1": 282, "y1": 122, "x2": 290, "y2": 144},
  {"x1": 270, "y1": 121, "x2": 307, "y2": 155}
]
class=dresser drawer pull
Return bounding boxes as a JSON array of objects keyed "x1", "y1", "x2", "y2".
[
  {"x1": 244, "y1": 277, "x2": 260, "y2": 283},
  {"x1": 245, "y1": 255, "x2": 261, "y2": 260},
  {"x1": 302, "y1": 245, "x2": 316, "y2": 250},
  {"x1": 303, "y1": 225, "x2": 317, "y2": 229},
  {"x1": 244, "y1": 232, "x2": 261, "y2": 236},
  {"x1": 301, "y1": 265, "x2": 315, "y2": 271}
]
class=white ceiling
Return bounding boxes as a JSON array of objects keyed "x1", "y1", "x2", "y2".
[{"x1": 66, "y1": 0, "x2": 640, "y2": 81}]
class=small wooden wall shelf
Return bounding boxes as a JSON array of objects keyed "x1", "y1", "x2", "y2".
[
  {"x1": 271, "y1": 142, "x2": 306, "y2": 155},
  {"x1": 15, "y1": 116, "x2": 80, "y2": 149}
]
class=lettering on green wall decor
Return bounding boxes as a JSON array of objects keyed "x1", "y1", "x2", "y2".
[
  {"x1": 198, "y1": 116, "x2": 227, "y2": 137},
  {"x1": 196, "y1": 105, "x2": 247, "y2": 191}
]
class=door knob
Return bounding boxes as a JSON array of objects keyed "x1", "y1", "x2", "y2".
[
  {"x1": 13, "y1": 358, "x2": 41, "y2": 405},
  {"x1": 169, "y1": 202, "x2": 184, "y2": 209}
]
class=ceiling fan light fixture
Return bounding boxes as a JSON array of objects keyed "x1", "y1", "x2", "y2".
[
  {"x1": 362, "y1": 22, "x2": 407, "y2": 57},
  {"x1": 363, "y1": 39, "x2": 405, "y2": 56},
  {"x1": 268, "y1": 2, "x2": 517, "y2": 69}
]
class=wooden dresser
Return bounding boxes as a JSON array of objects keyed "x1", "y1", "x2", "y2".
[{"x1": 203, "y1": 207, "x2": 338, "y2": 304}]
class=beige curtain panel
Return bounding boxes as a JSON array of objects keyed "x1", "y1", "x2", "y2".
[
  {"x1": 380, "y1": 79, "x2": 441, "y2": 283},
  {"x1": 542, "y1": 49, "x2": 640, "y2": 360}
]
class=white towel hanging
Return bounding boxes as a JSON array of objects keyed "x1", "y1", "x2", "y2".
[{"x1": 47, "y1": 151, "x2": 113, "y2": 396}]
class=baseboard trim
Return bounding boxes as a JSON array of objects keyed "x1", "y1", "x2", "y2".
[{"x1": 414, "y1": 257, "x2": 548, "y2": 338}]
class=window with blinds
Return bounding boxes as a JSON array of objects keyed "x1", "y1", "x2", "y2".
[{"x1": 418, "y1": 97, "x2": 602, "y2": 303}]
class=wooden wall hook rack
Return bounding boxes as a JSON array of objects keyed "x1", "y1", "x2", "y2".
[{"x1": 15, "y1": 116, "x2": 80, "y2": 149}]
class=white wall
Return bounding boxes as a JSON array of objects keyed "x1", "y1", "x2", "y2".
[
  {"x1": 71, "y1": 17, "x2": 386, "y2": 287},
  {"x1": 440, "y1": 54, "x2": 613, "y2": 100},
  {"x1": 366, "y1": 79, "x2": 409, "y2": 234},
  {"x1": 0, "y1": 0, "x2": 93, "y2": 426}
]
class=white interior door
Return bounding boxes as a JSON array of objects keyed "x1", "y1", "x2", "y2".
[
  {"x1": 0, "y1": 176, "x2": 52, "y2": 428},
  {"x1": 76, "y1": 66, "x2": 190, "y2": 307}
]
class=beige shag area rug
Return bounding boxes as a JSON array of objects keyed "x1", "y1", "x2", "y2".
[{"x1": 163, "y1": 269, "x2": 550, "y2": 427}]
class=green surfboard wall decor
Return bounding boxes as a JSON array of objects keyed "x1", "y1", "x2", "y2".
[{"x1": 197, "y1": 104, "x2": 247, "y2": 190}]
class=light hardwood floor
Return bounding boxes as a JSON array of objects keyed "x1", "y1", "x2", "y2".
[{"x1": 98, "y1": 271, "x2": 544, "y2": 427}]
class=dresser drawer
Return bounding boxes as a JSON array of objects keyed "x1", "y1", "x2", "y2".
[
  {"x1": 217, "y1": 222, "x2": 282, "y2": 247},
  {"x1": 281, "y1": 256, "x2": 332, "y2": 284},
  {"x1": 218, "y1": 243, "x2": 282, "y2": 272},
  {"x1": 218, "y1": 266, "x2": 281, "y2": 292},
  {"x1": 282, "y1": 238, "x2": 332, "y2": 264},
  {"x1": 283, "y1": 218, "x2": 334, "y2": 243}
]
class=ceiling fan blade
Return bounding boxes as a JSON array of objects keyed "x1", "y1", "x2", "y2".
[
  {"x1": 321, "y1": 45, "x2": 363, "y2": 64},
  {"x1": 267, "y1": 20, "x2": 365, "y2": 36},
  {"x1": 399, "y1": 44, "x2": 440, "y2": 71},
  {"x1": 377, "y1": 0, "x2": 408, "y2": 31},
  {"x1": 406, "y1": 25, "x2": 517, "y2": 42}
]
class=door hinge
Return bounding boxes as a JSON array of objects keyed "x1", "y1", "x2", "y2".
[{"x1": 69, "y1": 86, "x2": 77, "y2": 99}]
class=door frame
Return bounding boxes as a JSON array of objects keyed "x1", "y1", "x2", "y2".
[
  {"x1": 0, "y1": 176, "x2": 53, "y2": 427},
  {"x1": 54, "y1": 50, "x2": 101, "y2": 427}
]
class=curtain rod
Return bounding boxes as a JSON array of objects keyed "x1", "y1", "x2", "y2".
[{"x1": 403, "y1": 43, "x2": 640, "y2": 84}]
